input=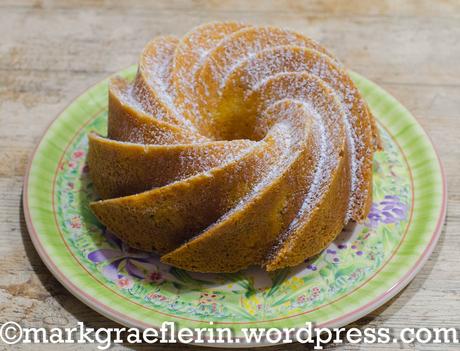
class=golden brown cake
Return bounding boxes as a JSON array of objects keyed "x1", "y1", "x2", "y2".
[{"x1": 88, "y1": 22, "x2": 380, "y2": 273}]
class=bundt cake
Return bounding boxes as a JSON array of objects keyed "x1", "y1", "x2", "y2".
[{"x1": 88, "y1": 22, "x2": 380, "y2": 273}]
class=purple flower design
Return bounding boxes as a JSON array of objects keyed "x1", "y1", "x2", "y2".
[
  {"x1": 367, "y1": 195, "x2": 407, "y2": 228},
  {"x1": 88, "y1": 230, "x2": 162, "y2": 282}
]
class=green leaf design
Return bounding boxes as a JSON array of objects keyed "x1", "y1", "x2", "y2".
[
  {"x1": 335, "y1": 265, "x2": 356, "y2": 279},
  {"x1": 169, "y1": 267, "x2": 213, "y2": 288},
  {"x1": 223, "y1": 273, "x2": 257, "y2": 297},
  {"x1": 266, "y1": 268, "x2": 290, "y2": 297}
]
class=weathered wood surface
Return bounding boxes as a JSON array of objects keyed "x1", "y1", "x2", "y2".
[{"x1": 0, "y1": 0, "x2": 459, "y2": 349}]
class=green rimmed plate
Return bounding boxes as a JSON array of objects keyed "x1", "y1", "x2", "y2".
[{"x1": 23, "y1": 66, "x2": 446, "y2": 346}]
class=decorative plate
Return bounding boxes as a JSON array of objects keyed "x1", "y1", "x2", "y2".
[{"x1": 23, "y1": 66, "x2": 446, "y2": 346}]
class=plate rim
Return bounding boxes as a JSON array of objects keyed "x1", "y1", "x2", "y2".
[{"x1": 22, "y1": 69, "x2": 447, "y2": 347}]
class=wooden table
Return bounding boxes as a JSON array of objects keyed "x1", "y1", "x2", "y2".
[{"x1": 1, "y1": 1, "x2": 458, "y2": 349}]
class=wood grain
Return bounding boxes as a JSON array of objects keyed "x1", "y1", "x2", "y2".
[{"x1": 0, "y1": 0, "x2": 459, "y2": 349}]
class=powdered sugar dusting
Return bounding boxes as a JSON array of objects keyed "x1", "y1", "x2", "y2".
[
  {"x1": 171, "y1": 22, "x2": 249, "y2": 130},
  {"x1": 201, "y1": 26, "x2": 336, "y2": 94}
]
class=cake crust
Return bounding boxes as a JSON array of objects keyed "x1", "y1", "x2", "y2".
[{"x1": 88, "y1": 22, "x2": 379, "y2": 272}]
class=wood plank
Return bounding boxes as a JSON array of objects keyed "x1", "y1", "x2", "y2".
[{"x1": 0, "y1": 0, "x2": 459, "y2": 349}]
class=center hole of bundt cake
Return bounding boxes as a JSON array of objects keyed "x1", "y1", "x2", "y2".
[
  {"x1": 214, "y1": 128, "x2": 265, "y2": 142},
  {"x1": 204, "y1": 112, "x2": 268, "y2": 142}
]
